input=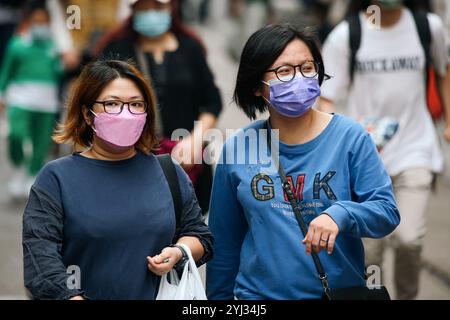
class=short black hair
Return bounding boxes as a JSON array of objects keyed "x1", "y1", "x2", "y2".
[{"x1": 233, "y1": 23, "x2": 329, "y2": 120}]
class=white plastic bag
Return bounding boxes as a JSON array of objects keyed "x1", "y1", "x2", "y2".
[{"x1": 156, "y1": 243, "x2": 207, "y2": 300}]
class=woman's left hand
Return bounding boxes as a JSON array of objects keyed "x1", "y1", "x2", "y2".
[
  {"x1": 302, "y1": 214, "x2": 339, "y2": 255},
  {"x1": 172, "y1": 135, "x2": 203, "y2": 171},
  {"x1": 147, "y1": 247, "x2": 183, "y2": 276}
]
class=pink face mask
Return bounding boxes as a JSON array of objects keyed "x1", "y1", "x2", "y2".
[{"x1": 91, "y1": 108, "x2": 147, "y2": 147}]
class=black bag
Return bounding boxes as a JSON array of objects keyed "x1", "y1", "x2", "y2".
[
  {"x1": 265, "y1": 121, "x2": 390, "y2": 300},
  {"x1": 325, "y1": 285, "x2": 390, "y2": 300}
]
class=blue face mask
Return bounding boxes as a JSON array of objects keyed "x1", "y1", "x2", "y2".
[
  {"x1": 133, "y1": 9, "x2": 172, "y2": 38},
  {"x1": 30, "y1": 25, "x2": 51, "y2": 41},
  {"x1": 262, "y1": 75, "x2": 321, "y2": 118}
]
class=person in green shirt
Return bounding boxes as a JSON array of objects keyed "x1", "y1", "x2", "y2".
[{"x1": 0, "y1": 0, "x2": 63, "y2": 199}]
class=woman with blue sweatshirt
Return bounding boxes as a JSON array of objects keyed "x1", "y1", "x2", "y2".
[{"x1": 206, "y1": 24, "x2": 400, "y2": 300}]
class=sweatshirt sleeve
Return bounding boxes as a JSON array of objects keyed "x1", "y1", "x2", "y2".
[
  {"x1": 206, "y1": 149, "x2": 248, "y2": 300},
  {"x1": 324, "y1": 132, "x2": 400, "y2": 239},
  {"x1": 173, "y1": 163, "x2": 214, "y2": 267},
  {"x1": 22, "y1": 170, "x2": 85, "y2": 299}
]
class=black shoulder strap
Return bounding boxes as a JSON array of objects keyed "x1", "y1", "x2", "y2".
[
  {"x1": 348, "y1": 13, "x2": 362, "y2": 84},
  {"x1": 412, "y1": 10, "x2": 432, "y2": 86},
  {"x1": 157, "y1": 154, "x2": 182, "y2": 227},
  {"x1": 264, "y1": 121, "x2": 331, "y2": 298}
]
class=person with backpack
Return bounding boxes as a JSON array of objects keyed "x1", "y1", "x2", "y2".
[
  {"x1": 22, "y1": 59, "x2": 213, "y2": 300},
  {"x1": 319, "y1": 0, "x2": 450, "y2": 299}
]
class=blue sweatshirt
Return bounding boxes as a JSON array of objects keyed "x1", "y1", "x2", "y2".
[
  {"x1": 23, "y1": 152, "x2": 213, "y2": 300},
  {"x1": 206, "y1": 114, "x2": 400, "y2": 300}
]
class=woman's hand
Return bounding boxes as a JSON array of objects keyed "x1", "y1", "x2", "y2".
[
  {"x1": 302, "y1": 214, "x2": 339, "y2": 255},
  {"x1": 172, "y1": 136, "x2": 195, "y2": 170},
  {"x1": 172, "y1": 135, "x2": 203, "y2": 171},
  {"x1": 69, "y1": 295, "x2": 85, "y2": 300},
  {"x1": 147, "y1": 247, "x2": 183, "y2": 276}
]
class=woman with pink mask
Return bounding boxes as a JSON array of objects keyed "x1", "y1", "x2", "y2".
[{"x1": 22, "y1": 59, "x2": 213, "y2": 300}]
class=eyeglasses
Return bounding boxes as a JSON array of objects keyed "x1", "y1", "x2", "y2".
[
  {"x1": 266, "y1": 61, "x2": 319, "y2": 82},
  {"x1": 93, "y1": 100, "x2": 148, "y2": 115}
]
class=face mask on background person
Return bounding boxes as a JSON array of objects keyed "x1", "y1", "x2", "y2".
[
  {"x1": 29, "y1": 25, "x2": 51, "y2": 41},
  {"x1": 133, "y1": 9, "x2": 172, "y2": 38},
  {"x1": 91, "y1": 107, "x2": 147, "y2": 148},
  {"x1": 262, "y1": 75, "x2": 321, "y2": 118}
]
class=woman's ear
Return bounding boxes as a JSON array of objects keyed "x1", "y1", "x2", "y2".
[
  {"x1": 254, "y1": 82, "x2": 265, "y2": 97},
  {"x1": 255, "y1": 81, "x2": 269, "y2": 97},
  {"x1": 82, "y1": 106, "x2": 93, "y2": 126}
]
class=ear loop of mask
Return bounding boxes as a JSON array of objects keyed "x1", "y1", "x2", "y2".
[
  {"x1": 89, "y1": 109, "x2": 98, "y2": 133},
  {"x1": 260, "y1": 80, "x2": 272, "y2": 106}
]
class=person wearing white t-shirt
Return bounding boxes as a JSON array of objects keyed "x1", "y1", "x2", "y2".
[{"x1": 318, "y1": 0, "x2": 450, "y2": 300}]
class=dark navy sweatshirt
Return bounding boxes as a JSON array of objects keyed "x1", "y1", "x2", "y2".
[{"x1": 23, "y1": 152, "x2": 213, "y2": 300}]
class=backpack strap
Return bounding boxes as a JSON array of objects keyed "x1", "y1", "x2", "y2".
[
  {"x1": 157, "y1": 154, "x2": 182, "y2": 228},
  {"x1": 411, "y1": 9, "x2": 432, "y2": 88},
  {"x1": 348, "y1": 13, "x2": 362, "y2": 84}
]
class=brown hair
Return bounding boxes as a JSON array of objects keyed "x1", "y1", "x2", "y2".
[{"x1": 53, "y1": 59, "x2": 158, "y2": 154}]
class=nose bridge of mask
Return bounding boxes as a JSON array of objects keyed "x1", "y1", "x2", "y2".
[
  {"x1": 91, "y1": 104, "x2": 138, "y2": 117},
  {"x1": 90, "y1": 106, "x2": 136, "y2": 132},
  {"x1": 262, "y1": 73, "x2": 311, "y2": 87}
]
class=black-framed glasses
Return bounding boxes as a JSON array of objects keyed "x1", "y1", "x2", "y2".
[
  {"x1": 93, "y1": 100, "x2": 148, "y2": 115},
  {"x1": 266, "y1": 61, "x2": 320, "y2": 82}
]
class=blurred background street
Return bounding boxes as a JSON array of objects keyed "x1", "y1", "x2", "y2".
[{"x1": 0, "y1": 0, "x2": 449, "y2": 299}]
